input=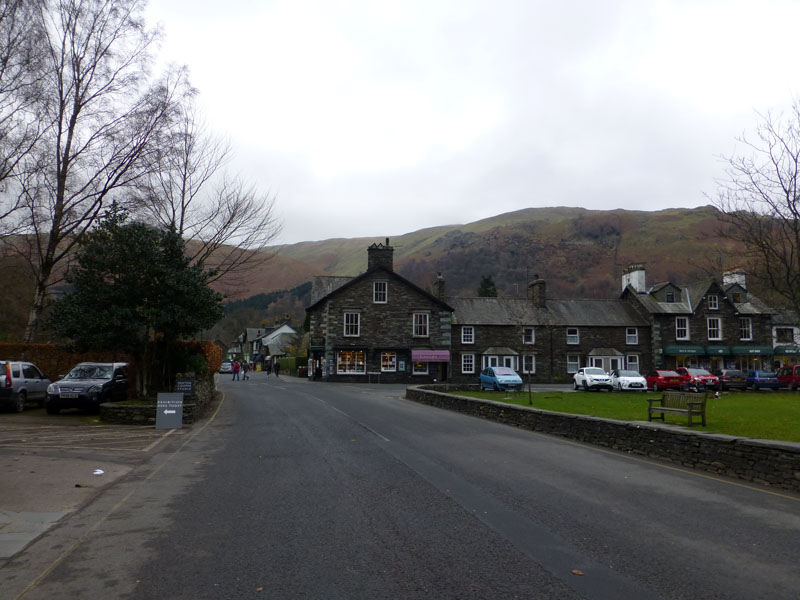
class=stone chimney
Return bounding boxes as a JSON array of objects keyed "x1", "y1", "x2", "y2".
[
  {"x1": 622, "y1": 263, "x2": 646, "y2": 293},
  {"x1": 367, "y1": 238, "x2": 394, "y2": 271},
  {"x1": 433, "y1": 272, "x2": 446, "y2": 299},
  {"x1": 723, "y1": 267, "x2": 746, "y2": 289},
  {"x1": 527, "y1": 276, "x2": 546, "y2": 308}
]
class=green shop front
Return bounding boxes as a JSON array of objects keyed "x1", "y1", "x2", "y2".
[{"x1": 663, "y1": 345, "x2": 773, "y2": 371}]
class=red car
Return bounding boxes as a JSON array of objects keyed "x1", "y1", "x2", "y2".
[
  {"x1": 645, "y1": 370, "x2": 683, "y2": 391},
  {"x1": 777, "y1": 365, "x2": 800, "y2": 390},
  {"x1": 675, "y1": 367, "x2": 720, "y2": 390}
]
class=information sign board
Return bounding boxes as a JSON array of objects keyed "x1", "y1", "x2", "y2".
[{"x1": 156, "y1": 392, "x2": 184, "y2": 429}]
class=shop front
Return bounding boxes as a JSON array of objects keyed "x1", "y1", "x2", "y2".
[
  {"x1": 411, "y1": 349, "x2": 450, "y2": 382},
  {"x1": 773, "y1": 345, "x2": 800, "y2": 369},
  {"x1": 663, "y1": 345, "x2": 704, "y2": 368},
  {"x1": 730, "y1": 346, "x2": 774, "y2": 371}
]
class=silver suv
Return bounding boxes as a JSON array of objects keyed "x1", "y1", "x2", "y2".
[{"x1": 0, "y1": 360, "x2": 51, "y2": 412}]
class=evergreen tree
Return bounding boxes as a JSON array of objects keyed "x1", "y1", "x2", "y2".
[
  {"x1": 49, "y1": 207, "x2": 224, "y2": 395},
  {"x1": 478, "y1": 275, "x2": 498, "y2": 297}
]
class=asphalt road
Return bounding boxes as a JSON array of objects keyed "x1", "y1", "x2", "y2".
[{"x1": 2, "y1": 374, "x2": 799, "y2": 599}]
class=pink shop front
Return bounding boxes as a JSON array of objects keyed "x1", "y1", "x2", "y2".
[{"x1": 317, "y1": 348, "x2": 450, "y2": 383}]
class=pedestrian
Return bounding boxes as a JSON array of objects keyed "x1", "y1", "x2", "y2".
[
  {"x1": 232, "y1": 360, "x2": 240, "y2": 381},
  {"x1": 242, "y1": 361, "x2": 250, "y2": 380},
  {"x1": 265, "y1": 362, "x2": 272, "y2": 375},
  {"x1": 274, "y1": 361, "x2": 280, "y2": 377}
]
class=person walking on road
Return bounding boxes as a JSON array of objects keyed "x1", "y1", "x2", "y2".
[
  {"x1": 232, "y1": 360, "x2": 241, "y2": 381},
  {"x1": 274, "y1": 361, "x2": 280, "y2": 377},
  {"x1": 242, "y1": 361, "x2": 250, "y2": 380}
]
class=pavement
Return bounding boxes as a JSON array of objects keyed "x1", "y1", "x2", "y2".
[{"x1": 0, "y1": 408, "x2": 184, "y2": 561}]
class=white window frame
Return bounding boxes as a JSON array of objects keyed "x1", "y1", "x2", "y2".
[
  {"x1": 380, "y1": 352, "x2": 397, "y2": 372},
  {"x1": 522, "y1": 354, "x2": 536, "y2": 374},
  {"x1": 739, "y1": 317, "x2": 753, "y2": 341},
  {"x1": 461, "y1": 326, "x2": 474, "y2": 344},
  {"x1": 626, "y1": 354, "x2": 639, "y2": 371},
  {"x1": 566, "y1": 327, "x2": 579, "y2": 345},
  {"x1": 707, "y1": 294, "x2": 719, "y2": 310},
  {"x1": 343, "y1": 312, "x2": 360, "y2": 337},
  {"x1": 483, "y1": 355, "x2": 500, "y2": 369},
  {"x1": 675, "y1": 317, "x2": 689, "y2": 340},
  {"x1": 413, "y1": 312, "x2": 429, "y2": 337},
  {"x1": 462, "y1": 353, "x2": 475, "y2": 374},
  {"x1": 373, "y1": 281, "x2": 387, "y2": 304},
  {"x1": 566, "y1": 354, "x2": 580, "y2": 373},
  {"x1": 626, "y1": 327, "x2": 638, "y2": 345},
  {"x1": 503, "y1": 356, "x2": 516, "y2": 369},
  {"x1": 707, "y1": 317, "x2": 722, "y2": 341},
  {"x1": 523, "y1": 327, "x2": 535, "y2": 345},
  {"x1": 336, "y1": 350, "x2": 365, "y2": 374}
]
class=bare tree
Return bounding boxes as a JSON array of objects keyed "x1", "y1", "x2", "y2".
[
  {"x1": 2, "y1": 0, "x2": 188, "y2": 341},
  {"x1": 134, "y1": 100, "x2": 281, "y2": 294},
  {"x1": 0, "y1": 0, "x2": 46, "y2": 221},
  {"x1": 712, "y1": 100, "x2": 800, "y2": 315}
]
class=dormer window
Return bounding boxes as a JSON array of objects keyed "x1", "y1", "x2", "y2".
[
  {"x1": 665, "y1": 291, "x2": 675, "y2": 302},
  {"x1": 708, "y1": 295, "x2": 719, "y2": 310},
  {"x1": 731, "y1": 292, "x2": 741, "y2": 303}
]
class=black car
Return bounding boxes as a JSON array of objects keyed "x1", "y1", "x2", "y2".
[
  {"x1": 712, "y1": 368, "x2": 747, "y2": 391},
  {"x1": 45, "y1": 362, "x2": 129, "y2": 414}
]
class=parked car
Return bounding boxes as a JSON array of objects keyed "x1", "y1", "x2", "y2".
[
  {"x1": 675, "y1": 367, "x2": 720, "y2": 390},
  {"x1": 0, "y1": 360, "x2": 51, "y2": 412},
  {"x1": 745, "y1": 370, "x2": 780, "y2": 391},
  {"x1": 219, "y1": 361, "x2": 233, "y2": 374},
  {"x1": 645, "y1": 370, "x2": 683, "y2": 391},
  {"x1": 777, "y1": 364, "x2": 800, "y2": 390},
  {"x1": 479, "y1": 366, "x2": 523, "y2": 391},
  {"x1": 573, "y1": 367, "x2": 613, "y2": 391},
  {"x1": 610, "y1": 369, "x2": 647, "y2": 392},
  {"x1": 712, "y1": 368, "x2": 748, "y2": 391},
  {"x1": 45, "y1": 362, "x2": 129, "y2": 414}
]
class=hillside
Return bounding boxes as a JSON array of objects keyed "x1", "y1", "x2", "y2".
[{"x1": 0, "y1": 205, "x2": 750, "y2": 343}]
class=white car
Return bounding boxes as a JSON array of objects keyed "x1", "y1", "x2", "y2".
[
  {"x1": 610, "y1": 369, "x2": 648, "y2": 392},
  {"x1": 573, "y1": 367, "x2": 613, "y2": 391}
]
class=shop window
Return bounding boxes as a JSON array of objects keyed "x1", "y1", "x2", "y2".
[
  {"x1": 381, "y1": 352, "x2": 397, "y2": 372},
  {"x1": 337, "y1": 350, "x2": 365, "y2": 374},
  {"x1": 412, "y1": 361, "x2": 429, "y2": 375}
]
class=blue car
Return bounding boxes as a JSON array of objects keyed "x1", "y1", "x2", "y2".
[
  {"x1": 480, "y1": 366, "x2": 523, "y2": 391},
  {"x1": 746, "y1": 370, "x2": 780, "y2": 391}
]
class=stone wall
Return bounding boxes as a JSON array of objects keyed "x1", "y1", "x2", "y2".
[
  {"x1": 405, "y1": 384, "x2": 800, "y2": 494},
  {"x1": 99, "y1": 376, "x2": 215, "y2": 425}
]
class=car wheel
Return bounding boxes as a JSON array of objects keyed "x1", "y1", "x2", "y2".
[
  {"x1": 754, "y1": 384, "x2": 759, "y2": 391},
  {"x1": 493, "y1": 382, "x2": 499, "y2": 391},
  {"x1": 616, "y1": 383, "x2": 622, "y2": 392},
  {"x1": 653, "y1": 382, "x2": 659, "y2": 392},
  {"x1": 14, "y1": 391, "x2": 26, "y2": 413},
  {"x1": 583, "y1": 381, "x2": 589, "y2": 391}
]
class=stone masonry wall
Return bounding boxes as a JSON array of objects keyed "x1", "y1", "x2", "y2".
[{"x1": 405, "y1": 384, "x2": 800, "y2": 493}]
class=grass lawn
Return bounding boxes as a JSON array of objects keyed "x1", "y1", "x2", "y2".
[{"x1": 456, "y1": 389, "x2": 800, "y2": 443}]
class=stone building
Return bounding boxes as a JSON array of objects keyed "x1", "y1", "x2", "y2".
[
  {"x1": 306, "y1": 240, "x2": 454, "y2": 383},
  {"x1": 621, "y1": 265, "x2": 776, "y2": 372}
]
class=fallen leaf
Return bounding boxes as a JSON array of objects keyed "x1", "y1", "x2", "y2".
[
  {"x1": 75, "y1": 484, "x2": 84, "y2": 488},
  {"x1": 256, "y1": 587, "x2": 263, "y2": 592},
  {"x1": 571, "y1": 569, "x2": 585, "y2": 576}
]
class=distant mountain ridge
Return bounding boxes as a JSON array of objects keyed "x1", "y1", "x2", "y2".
[{"x1": 239, "y1": 205, "x2": 740, "y2": 302}]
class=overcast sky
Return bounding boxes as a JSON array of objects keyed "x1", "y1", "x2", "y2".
[{"x1": 145, "y1": 0, "x2": 800, "y2": 245}]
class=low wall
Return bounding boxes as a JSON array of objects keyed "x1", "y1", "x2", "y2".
[
  {"x1": 99, "y1": 377, "x2": 215, "y2": 426},
  {"x1": 406, "y1": 385, "x2": 800, "y2": 494}
]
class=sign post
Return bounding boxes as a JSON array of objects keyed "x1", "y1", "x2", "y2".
[{"x1": 156, "y1": 392, "x2": 184, "y2": 429}]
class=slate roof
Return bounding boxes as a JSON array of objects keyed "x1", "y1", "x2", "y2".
[
  {"x1": 447, "y1": 297, "x2": 647, "y2": 327},
  {"x1": 309, "y1": 276, "x2": 354, "y2": 305}
]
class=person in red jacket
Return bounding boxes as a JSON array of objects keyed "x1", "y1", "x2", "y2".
[{"x1": 232, "y1": 360, "x2": 241, "y2": 381}]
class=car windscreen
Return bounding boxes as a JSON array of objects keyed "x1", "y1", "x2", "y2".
[
  {"x1": 687, "y1": 369, "x2": 712, "y2": 375},
  {"x1": 67, "y1": 365, "x2": 112, "y2": 379},
  {"x1": 758, "y1": 372, "x2": 777, "y2": 377},
  {"x1": 585, "y1": 368, "x2": 605, "y2": 375},
  {"x1": 493, "y1": 368, "x2": 517, "y2": 376},
  {"x1": 659, "y1": 371, "x2": 680, "y2": 377},
  {"x1": 616, "y1": 370, "x2": 640, "y2": 377}
]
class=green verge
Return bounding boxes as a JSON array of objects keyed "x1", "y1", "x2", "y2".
[{"x1": 456, "y1": 389, "x2": 800, "y2": 443}]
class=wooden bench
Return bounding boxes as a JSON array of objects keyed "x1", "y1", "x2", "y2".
[{"x1": 648, "y1": 390, "x2": 708, "y2": 427}]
